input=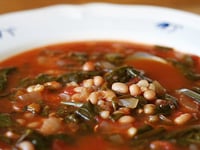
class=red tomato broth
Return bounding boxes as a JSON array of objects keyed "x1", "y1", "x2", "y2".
[{"x1": 0, "y1": 41, "x2": 200, "y2": 150}]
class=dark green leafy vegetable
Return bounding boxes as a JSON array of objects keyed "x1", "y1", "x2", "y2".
[
  {"x1": 61, "y1": 101, "x2": 84, "y2": 108},
  {"x1": 64, "y1": 113, "x2": 79, "y2": 123},
  {"x1": 155, "y1": 94, "x2": 178, "y2": 116},
  {"x1": 131, "y1": 125, "x2": 200, "y2": 147},
  {"x1": 0, "y1": 135, "x2": 11, "y2": 145},
  {"x1": 136, "y1": 125, "x2": 153, "y2": 135},
  {"x1": 56, "y1": 105, "x2": 77, "y2": 118},
  {"x1": 18, "y1": 129, "x2": 75, "y2": 150},
  {"x1": 156, "y1": 104, "x2": 174, "y2": 116},
  {"x1": 68, "y1": 52, "x2": 88, "y2": 62},
  {"x1": 0, "y1": 67, "x2": 16, "y2": 91},
  {"x1": 134, "y1": 96, "x2": 148, "y2": 108},
  {"x1": 168, "y1": 56, "x2": 200, "y2": 81},
  {"x1": 0, "y1": 113, "x2": 14, "y2": 128},
  {"x1": 163, "y1": 93, "x2": 178, "y2": 108},
  {"x1": 105, "y1": 66, "x2": 144, "y2": 87},
  {"x1": 164, "y1": 125, "x2": 200, "y2": 145},
  {"x1": 130, "y1": 127, "x2": 166, "y2": 148},
  {"x1": 24, "y1": 130, "x2": 53, "y2": 150},
  {"x1": 59, "y1": 102, "x2": 97, "y2": 134},
  {"x1": 41, "y1": 105, "x2": 50, "y2": 117},
  {"x1": 20, "y1": 74, "x2": 56, "y2": 87},
  {"x1": 59, "y1": 102, "x2": 84, "y2": 123},
  {"x1": 20, "y1": 70, "x2": 102, "y2": 88},
  {"x1": 193, "y1": 86, "x2": 200, "y2": 94},
  {"x1": 109, "y1": 113, "x2": 124, "y2": 121},
  {"x1": 76, "y1": 102, "x2": 99, "y2": 121},
  {"x1": 134, "y1": 127, "x2": 165, "y2": 140},
  {"x1": 58, "y1": 71, "x2": 102, "y2": 84},
  {"x1": 104, "y1": 53, "x2": 124, "y2": 65}
]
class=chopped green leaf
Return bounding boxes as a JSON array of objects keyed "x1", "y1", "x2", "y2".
[
  {"x1": 61, "y1": 101, "x2": 84, "y2": 107},
  {"x1": 168, "y1": 56, "x2": 200, "y2": 81},
  {"x1": 76, "y1": 102, "x2": 99, "y2": 121},
  {"x1": 109, "y1": 113, "x2": 124, "y2": 122},
  {"x1": 105, "y1": 66, "x2": 144, "y2": 87},
  {"x1": 20, "y1": 74, "x2": 56, "y2": 87},
  {"x1": 0, "y1": 113, "x2": 14, "y2": 128},
  {"x1": 0, "y1": 67, "x2": 16, "y2": 91},
  {"x1": 58, "y1": 71, "x2": 102, "y2": 84},
  {"x1": 164, "y1": 125, "x2": 200, "y2": 145},
  {"x1": 104, "y1": 53, "x2": 124, "y2": 65},
  {"x1": 68, "y1": 52, "x2": 88, "y2": 62}
]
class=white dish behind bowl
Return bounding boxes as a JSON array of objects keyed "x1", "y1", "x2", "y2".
[{"x1": 0, "y1": 3, "x2": 200, "y2": 61}]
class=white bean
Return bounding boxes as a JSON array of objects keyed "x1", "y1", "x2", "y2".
[
  {"x1": 27, "y1": 84, "x2": 44, "y2": 93},
  {"x1": 100, "y1": 110, "x2": 110, "y2": 119},
  {"x1": 129, "y1": 84, "x2": 142, "y2": 96},
  {"x1": 87, "y1": 92, "x2": 98, "y2": 104},
  {"x1": 143, "y1": 90, "x2": 156, "y2": 100},
  {"x1": 118, "y1": 115, "x2": 135, "y2": 124},
  {"x1": 112, "y1": 82, "x2": 128, "y2": 94},
  {"x1": 83, "y1": 79, "x2": 94, "y2": 87},
  {"x1": 148, "y1": 83, "x2": 156, "y2": 91},
  {"x1": 148, "y1": 115, "x2": 159, "y2": 123},
  {"x1": 174, "y1": 113, "x2": 192, "y2": 125},
  {"x1": 144, "y1": 104, "x2": 156, "y2": 115},
  {"x1": 102, "y1": 90, "x2": 116, "y2": 101},
  {"x1": 127, "y1": 127, "x2": 137, "y2": 137},
  {"x1": 82, "y1": 61, "x2": 95, "y2": 71},
  {"x1": 44, "y1": 81, "x2": 62, "y2": 90},
  {"x1": 137, "y1": 79, "x2": 149, "y2": 87},
  {"x1": 93, "y1": 76, "x2": 104, "y2": 86},
  {"x1": 39, "y1": 117, "x2": 62, "y2": 135},
  {"x1": 17, "y1": 141, "x2": 35, "y2": 150}
]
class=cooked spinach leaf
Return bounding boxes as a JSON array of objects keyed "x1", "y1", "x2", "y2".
[
  {"x1": 156, "y1": 94, "x2": 178, "y2": 115},
  {"x1": 58, "y1": 71, "x2": 102, "y2": 84},
  {"x1": 105, "y1": 66, "x2": 144, "y2": 87},
  {"x1": 0, "y1": 135, "x2": 11, "y2": 144},
  {"x1": 76, "y1": 102, "x2": 99, "y2": 121},
  {"x1": 104, "y1": 53, "x2": 124, "y2": 65},
  {"x1": 164, "y1": 125, "x2": 200, "y2": 145},
  {"x1": 130, "y1": 127, "x2": 166, "y2": 148},
  {"x1": 0, "y1": 113, "x2": 15, "y2": 128},
  {"x1": 68, "y1": 52, "x2": 88, "y2": 62},
  {"x1": 130, "y1": 125, "x2": 200, "y2": 148},
  {"x1": 23, "y1": 130, "x2": 51, "y2": 150},
  {"x1": 168, "y1": 56, "x2": 200, "y2": 81},
  {"x1": 109, "y1": 113, "x2": 124, "y2": 121},
  {"x1": 0, "y1": 67, "x2": 16, "y2": 91},
  {"x1": 20, "y1": 74, "x2": 56, "y2": 87}
]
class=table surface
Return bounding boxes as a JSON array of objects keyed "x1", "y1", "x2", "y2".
[{"x1": 0, "y1": 0, "x2": 200, "y2": 15}]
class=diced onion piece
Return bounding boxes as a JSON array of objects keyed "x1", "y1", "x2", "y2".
[
  {"x1": 179, "y1": 95, "x2": 199, "y2": 112},
  {"x1": 119, "y1": 98, "x2": 139, "y2": 109}
]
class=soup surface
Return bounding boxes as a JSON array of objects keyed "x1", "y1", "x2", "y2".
[{"x1": 0, "y1": 41, "x2": 200, "y2": 150}]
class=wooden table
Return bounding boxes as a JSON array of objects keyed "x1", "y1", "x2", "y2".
[{"x1": 0, "y1": 0, "x2": 200, "y2": 15}]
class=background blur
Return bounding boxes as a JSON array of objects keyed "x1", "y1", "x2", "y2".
[{"x1": 0, "y1": 0, "x2": 200, "y2": 15}]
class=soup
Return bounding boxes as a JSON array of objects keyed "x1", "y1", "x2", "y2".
[{"x1": 0, "y1": 41, "x2": 199, "y2": 150}]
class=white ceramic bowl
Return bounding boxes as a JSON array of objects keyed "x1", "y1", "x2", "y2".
[{"x1": 0, "y1": 3, "x2": 200, "y2": 61}]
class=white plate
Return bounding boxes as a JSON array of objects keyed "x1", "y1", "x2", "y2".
[{"x1": 0, "y1": 3, "x2": 200, "y2": 60}]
